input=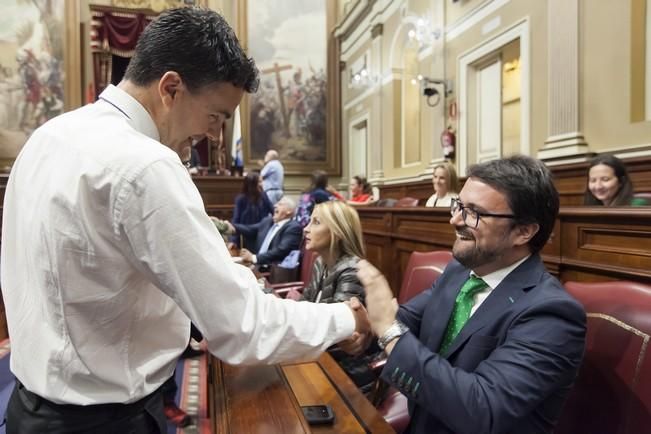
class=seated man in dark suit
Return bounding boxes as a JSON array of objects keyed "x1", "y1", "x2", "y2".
[
  {"x1": 227, "y1": 196, "x2": 302, "y2": 268},
  {"x1": 356, "y1": 155, "x2": 587, "y2": 434}
]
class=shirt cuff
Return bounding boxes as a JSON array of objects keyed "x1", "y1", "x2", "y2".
[
  {"x1": 331, "y1": 302, "x2": 356, "y2": 340},
  {"x1": 252, "y1": 255, "x2": 257, "y2": 264}
]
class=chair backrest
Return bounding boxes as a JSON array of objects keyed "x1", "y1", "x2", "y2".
[
  {"x1": 376, "y1": 198, "x2": 397, "y2": 207},
  {"x1": 398, "y1": 251, "x2": 453, "y2": 304},
  {"x1": 300, "y1": 248, "x2": 318, "y2": 284},
  {"x1": 555, "y1": 280, "x2": 651, "y2": 434},
  {"x1": 395, "y1": 197, "x2": 419, "y2": 207}
]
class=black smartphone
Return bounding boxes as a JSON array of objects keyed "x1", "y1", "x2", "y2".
[{"x1": 301, "y1": 404, "x2": 335, "y2": 425}]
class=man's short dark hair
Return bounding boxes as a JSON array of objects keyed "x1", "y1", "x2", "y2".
[
  {"x1": 124, "y1": 7, "x2": 259, "y2": 93},
  {"x1": 466, "y1": 155, "x2": 559, "y2": 253}
]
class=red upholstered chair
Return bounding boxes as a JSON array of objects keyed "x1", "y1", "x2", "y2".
[
  {"x1": 271, "y1": 248, "x2": 318, "y2": 297},
  {"x1": 398, "y1": 250, "x2": 454, "y2": 304},
  {"x1": 371, "y1": 250, "x2": 454, "y2": 434},
  {"x1": 395, "y1": 197, "x2": 419, "y2": 208},
  {"x1": 555, "y1": 280, "x2": 651, "y2": 434},
  {"x1": 376, "y1": 198, "x2": 398, "y2": 207}
]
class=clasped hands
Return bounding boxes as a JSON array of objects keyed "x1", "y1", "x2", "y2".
[{"x1": 339, "y1": 260, "x2": 398, "y2": 356}]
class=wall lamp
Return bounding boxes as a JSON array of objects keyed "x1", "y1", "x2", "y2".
[{"x1": 417, "y1": 76, "x2": 453, "y2": 107}]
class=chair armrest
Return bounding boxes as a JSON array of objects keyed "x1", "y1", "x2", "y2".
[
  {"x1": 269, "y1": 280, "x2": 305, "y2": 290},
  {"x1": 273, "y1": 285, "x2": 304, "y2": 298}
]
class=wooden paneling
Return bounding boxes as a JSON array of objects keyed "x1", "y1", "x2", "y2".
[
  {"x1": 557, "y1": 207, "x2": 651, "y2": 281},
  {"x1": 208, "y1": 353, "x2": 394, "y2": 434},
  {"x1": 377, "y1": 156, "x2": 651, "y2": 206},
  {"x1": 193, "y1": 176, "x2": 243, "y2": 206},
  {"x1": 358, "y1": 207, "x2": 651, "y2": 298}
]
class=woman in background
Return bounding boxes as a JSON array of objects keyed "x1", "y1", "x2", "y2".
[
  {"x1": 295, "y1": 170, "x2": 344, "y2": 227},
  {"x1": 425, "y1": 162, "x2": 459, "y2": 207},
  {"x1": 348, "y1": 175, "x2": 375, "y2": 206},
  {"x1": 289, "y1": 201, "x2": 377, "y2": 392},
  {"x1": 230, "y1": 171, "x2": 273, "y2": 248},
  {"x1": 584, "y1": 154, "x2": 634, "y2": 206}
]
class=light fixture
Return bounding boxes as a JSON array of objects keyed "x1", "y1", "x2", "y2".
[
  {"x1": 406, "y1": 16, "x2": 441, "y2": 48},
  {"x1": 350, "y1": 65, "x2": 379, "y2": 89}
]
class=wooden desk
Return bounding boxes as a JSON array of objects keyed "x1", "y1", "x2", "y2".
[{"x1": 208, "y1": 353, "x2": 394, "y2": 434}]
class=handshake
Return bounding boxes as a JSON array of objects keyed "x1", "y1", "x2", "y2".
[
  {"x1": 340, "y1": 260, "x2": 401, "y2": 356},
  {"x1": 210, "y1": 217, "x2": 235, "y2": 235}
]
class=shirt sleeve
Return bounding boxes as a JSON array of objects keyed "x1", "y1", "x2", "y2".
[{"x1": 116, "y1": 159, "x2": 355, "y2": 365}]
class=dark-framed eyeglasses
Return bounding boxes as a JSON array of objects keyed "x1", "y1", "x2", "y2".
[{"x1": 450, "y1": 198, "x2": 516, "y2": 228}]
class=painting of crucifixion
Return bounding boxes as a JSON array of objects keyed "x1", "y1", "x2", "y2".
[
  {"x1": 246, "y1": 0, "x2": 328, "y2": 166},
  {"x1": 0, "y1": 0, "x2": 66, "y2": 171}
]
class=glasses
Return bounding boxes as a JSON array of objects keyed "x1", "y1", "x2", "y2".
[{"x1": 450, "y1": 198, "x2": 516, "y2": 228}]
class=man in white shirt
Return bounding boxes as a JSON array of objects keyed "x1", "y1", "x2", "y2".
[
  {"x1": 1, "y1": 8, "x2": 367, "y2": 434},
  {"x1": 356, "y1": 156, "x2": 586, "y2": 434}
]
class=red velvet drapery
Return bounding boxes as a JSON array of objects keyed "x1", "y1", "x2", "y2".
[{"x1": 89, "y1": 8, "x2": 155, "y2": 100}]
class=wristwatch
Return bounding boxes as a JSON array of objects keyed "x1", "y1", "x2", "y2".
[{"x1": 378, "y1": 320, "x2": 409, "y2": 350}]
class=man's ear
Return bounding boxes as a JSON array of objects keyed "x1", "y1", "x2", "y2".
[
  {"x1": 158, "y1": 71, "x2": 183, "y2": 108},
  {"x1": 513, "y1": 222, "x2": 539, "y2": 247}
]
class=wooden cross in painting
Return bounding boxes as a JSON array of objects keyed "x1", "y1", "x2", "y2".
[{"x1": 261, "y1": 62, "x2": 292, "y2": 137}]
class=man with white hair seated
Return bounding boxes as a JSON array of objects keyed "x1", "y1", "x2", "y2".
[{"x1": 227, "y1": 196, "x2": 301, "y2": 268}]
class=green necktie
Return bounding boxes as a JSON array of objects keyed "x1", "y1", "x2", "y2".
[{"x1": 439, "y1": 276, "x2": 488, "y2": 354}]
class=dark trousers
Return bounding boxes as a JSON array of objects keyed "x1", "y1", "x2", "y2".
[{"x1": 6, "y1": 380, "x2": 166, "y2": 434}]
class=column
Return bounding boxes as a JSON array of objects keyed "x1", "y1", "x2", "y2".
[
  {"x1": 369, "y1": 23, "x2": 385, "y2": 183},
  {"x1": 538, "y1": 0, "x2": 590, "y2": 162}
]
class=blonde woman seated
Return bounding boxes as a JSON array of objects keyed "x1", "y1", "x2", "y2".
[
  {"x1": 288, "y1": 200, "x2": 365, "y2": 304},
  {"x1": 425, "y1": 162, "x2": 459, "y2": 207},
  {"x1": 287, "y1": 200, "x2": 377, "y2": 392}
]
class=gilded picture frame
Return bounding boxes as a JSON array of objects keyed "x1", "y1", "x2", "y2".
[
  {"x1": 238, "y1": 0, "x2": 341, "y2": 175},
  {"x1": 0, "y1": 0, "x2": 81, "y2": 171}
]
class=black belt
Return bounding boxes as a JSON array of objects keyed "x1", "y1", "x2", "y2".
[
  {"x1": 15, "y1": 380, "x2": 162, "y2": 415},
  {"x1": 265, "y1": 188, "x2": 282, "y2": 192}
]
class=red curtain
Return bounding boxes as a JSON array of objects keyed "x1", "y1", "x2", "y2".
[{"x1": 89, "y1": 9, "x2": 155, "y2": 100}]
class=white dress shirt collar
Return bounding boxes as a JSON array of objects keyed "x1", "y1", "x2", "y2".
[
  {"x1": 469, "y1": 255, "x2": 531, "y2": 316},
  {"x1": 472, "y1": 254, "x2": 531, "y2": 290},
  {"x1": 98, "y1": 84, "x2": 160, "y2": 141}
]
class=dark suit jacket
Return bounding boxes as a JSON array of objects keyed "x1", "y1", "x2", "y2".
[
  {"x1": 233, "y1": 216, "x2": 302, "y2": 265},
  {"x1": 383, "y1": 254, "x2": 586, "y2": 434}
]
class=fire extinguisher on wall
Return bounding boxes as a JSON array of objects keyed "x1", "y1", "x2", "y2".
[{"x1": 441, "y1": 126, "x2": 456, "y2": 160}]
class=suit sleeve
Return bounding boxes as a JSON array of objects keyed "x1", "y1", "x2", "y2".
[
  {"x1": 233, "y1": 219, "x2": 263, "y2": 239},
  {"x1": 396, "y1": 288, "x2": 432, "y2": 336},
  {"x1": 383, "y1": 293, "x2": 586, "y2": 434},
  {"x1": 256, "y1": 222, "x2": 302, "y2": 265}
]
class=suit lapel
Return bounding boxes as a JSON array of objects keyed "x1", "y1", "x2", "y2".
[
  {"x1": 423, "y1": 265, "x2": 470, "y2": 352},
  {"x1": 441, "y1": 255, "x2": 546, "y2": 357}
]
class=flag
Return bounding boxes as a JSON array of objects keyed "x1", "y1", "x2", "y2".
[{"x1": 231, "y1": 106, "x2": 243, "y2": 167}]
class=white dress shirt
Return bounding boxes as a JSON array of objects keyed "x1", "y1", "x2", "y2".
[
  {"x1": 469, "y1": 255, "x2": 531, "y2": 316},
  {"x1": 1, "y1": 85, "x2": 354, "y2": 405}
]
